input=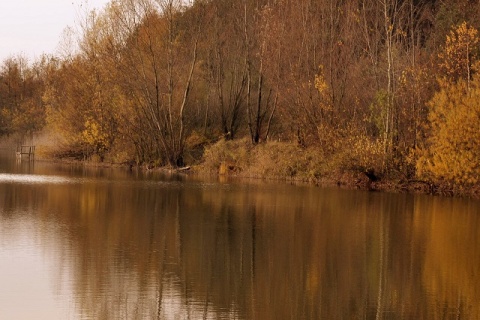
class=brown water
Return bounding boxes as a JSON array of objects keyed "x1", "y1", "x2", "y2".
[{"x1": 0, "y1": 153, "x2": 480, "y2": 319}]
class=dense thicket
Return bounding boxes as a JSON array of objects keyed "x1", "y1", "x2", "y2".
[{"x1": 1, "y1": 0, "x2": 480, "y2": 189}]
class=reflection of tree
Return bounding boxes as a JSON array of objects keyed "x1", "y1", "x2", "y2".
[
  {"x1": 2, "y1": 175, "x2": 480, "y2": 319},
  {"x1": 415, "y1": 196, "x2": 480, "y2": 319}
]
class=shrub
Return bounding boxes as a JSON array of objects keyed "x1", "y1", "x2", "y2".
[
  {"x1": 201, "y1": 138, "x2": 252, "y2": 174},
  {"x1": 417, "y1": 78, "x2": 480, "y2": 186}
]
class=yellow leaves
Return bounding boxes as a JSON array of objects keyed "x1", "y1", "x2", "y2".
[
  {"x1": 438, "y1": 21, "x2": 480, "y2": 83},
  {"x1": 399, "y1": 66, "x2": 428, "y2": 88},
  {"x1": 419, "y1": 22, "x2": 480, "y2": 186},
  {"x1": 314, "y1": 68, "x2": 328, "y2": 95},
  {"x1": 419, "y1": 77, "x2": 480, "y2": 185},
  {"x1": 314, "y1": 65, "x2": 333, "y2": 112},
  {"x1": 82, "y1": 117, "x2": 110, "y2": 153},
  {"x1": 350, "y1": 134, "x2": 384, "y2": 171}
]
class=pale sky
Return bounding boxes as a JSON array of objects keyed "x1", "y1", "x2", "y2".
[{"x1": 0, "y1": 0, "x2": 111, "y2": 62}]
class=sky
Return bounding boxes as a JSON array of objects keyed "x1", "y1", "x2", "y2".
[{"x1": 0, "y1": 0, "x2": 111, "y2": 62}]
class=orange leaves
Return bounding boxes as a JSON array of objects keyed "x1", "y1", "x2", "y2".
[
  {"x1": 416, "y1": 22, "x2": 480, "y2": 186},
  {"x1": 438, "y1": 21, "x2": 480, "y2": 84},
  {"x1": 419, "y1": 77, "x2": 480, "y2": 186}
]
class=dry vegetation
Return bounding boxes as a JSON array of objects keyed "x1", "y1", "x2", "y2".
[{"x1": 1, "y1": 0, "x2": 480, "y2": 196}]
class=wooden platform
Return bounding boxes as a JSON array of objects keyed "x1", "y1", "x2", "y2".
[{"x1": 16, "y1": 145, "x2": 35, "y2": 160}]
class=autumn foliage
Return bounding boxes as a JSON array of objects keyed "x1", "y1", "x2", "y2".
[
  {"x1": 1, "y1": 0, "x2": 480, "y2": 193},
  {"x1": 419, "y1": 78, "x2": 480, "y2": 186},
  {"x1": 418, "y1": 22, "x2": 480, "y2": 189}
]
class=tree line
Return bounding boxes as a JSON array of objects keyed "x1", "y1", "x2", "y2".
[{"x1": 1, "y1": 0, "x2": 480, "y2": 190}]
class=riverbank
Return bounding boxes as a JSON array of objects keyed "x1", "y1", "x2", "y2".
[
  {"x1": 26, "y1": 138, "x2": 480, "y2": 199},
  {"x1": 191, "y1": 138, "x2": 480, "y2": 198}
]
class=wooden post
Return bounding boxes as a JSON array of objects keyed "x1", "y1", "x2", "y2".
[{"x1": 18, "y1": 145, "x2": 35, "y2": 160}]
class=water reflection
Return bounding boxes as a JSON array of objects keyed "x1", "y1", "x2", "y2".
[
  {"x1": 1, "y1": 160, "x2": 480, "y2": 319},
  {"x1": 0, "y1": 173, "x2": 73, "y2": 184}
]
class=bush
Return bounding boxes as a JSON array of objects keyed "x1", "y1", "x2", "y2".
[
  {"x1": 200, "y1": 134, "x2": 385, "y2": 182},
  {"x1": 249, "y1": 142, "x2": 323, "y2": 180},
  {"x1": 201, "y1": 138, "x2": 252, "y2": 174},
  {"x1": 417, "y1": 77, "x2": 480, "y2": 186}
]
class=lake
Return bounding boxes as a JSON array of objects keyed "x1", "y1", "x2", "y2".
[{"x1": 0, "y1": 152, "x2": 479, "y2": 319}]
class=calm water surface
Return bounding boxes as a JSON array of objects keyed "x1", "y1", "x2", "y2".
[{"x1": 1, "y1": 152, "x2": 480, "y2": 319}]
